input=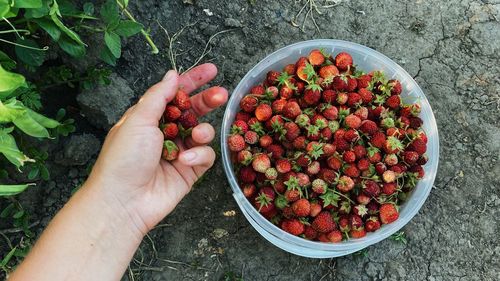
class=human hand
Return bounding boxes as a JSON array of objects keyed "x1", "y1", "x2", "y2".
[{"x1": 85, "y1": 63, "x2": 228, "y2": 238}]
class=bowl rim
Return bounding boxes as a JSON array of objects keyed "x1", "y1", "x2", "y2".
[{"x1": 221, "y1": 39, "x2": 440, "y2": 253}]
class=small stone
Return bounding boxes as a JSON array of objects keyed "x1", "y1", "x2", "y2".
[{"x1": 224, "y1": 18, "x2": 242, "y2": 28}]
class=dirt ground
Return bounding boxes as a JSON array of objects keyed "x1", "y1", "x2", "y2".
[{"x1": 3, "y1": 0, "x2": 500, "y2": 280}]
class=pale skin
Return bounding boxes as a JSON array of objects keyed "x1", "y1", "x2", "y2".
[{"x1": 8, "y1": 63, "x2": 228, "y2": 281}]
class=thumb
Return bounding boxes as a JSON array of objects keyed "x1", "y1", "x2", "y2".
[{"x1": 129, "y1": 70, "x2": 179, "y2": 125}]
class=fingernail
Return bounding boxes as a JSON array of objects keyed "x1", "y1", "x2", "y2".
[
  {"x1": 162, "y1": 70, "x2": 177, "y2": 81},
  {"x1": 182, "y1": 151, "x2": 196, "y2": 162}
]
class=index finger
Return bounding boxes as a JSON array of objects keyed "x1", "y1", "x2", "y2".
[{"x1": 178, "y1": 63, "x2": 218, "y2": 94}]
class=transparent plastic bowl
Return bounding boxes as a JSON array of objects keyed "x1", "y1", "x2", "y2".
[{"x1": 221, "y1": 39, "x2": 439, "y2": 258}]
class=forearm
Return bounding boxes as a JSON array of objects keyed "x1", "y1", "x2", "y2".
[{"x1": 8, "y1": 182, "x2": 144, "y2": 281}]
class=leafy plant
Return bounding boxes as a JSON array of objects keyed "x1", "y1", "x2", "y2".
[{"x1": 390, "y1": 231, "x2": 408, "y2": 245}]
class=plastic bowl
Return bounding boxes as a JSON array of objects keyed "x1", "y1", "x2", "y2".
[{"x1": 221, "y1": 39, "x2": 439, "y2": 258}]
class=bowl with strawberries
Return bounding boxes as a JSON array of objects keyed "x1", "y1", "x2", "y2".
[{"x1": 221, "y1": 39, "x2": 439, "y2": 258}]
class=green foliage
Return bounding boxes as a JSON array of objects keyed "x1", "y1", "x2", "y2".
[{"x1": 390, "y1": 231, "x2": 408, "y2": 245}]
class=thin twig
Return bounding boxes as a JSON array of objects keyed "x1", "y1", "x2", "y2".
[{"x1": 0, "y1": 221, "x2": 39, "y2": 235}]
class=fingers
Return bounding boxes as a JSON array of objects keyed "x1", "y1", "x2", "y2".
[
  {"x1": 178, "y1": 63, "x2": 218, "y2": 93},
  {"x1": 184, "y1": 123, "x2": 215, "y2": 148},
  {"x1": 178, "y1": 146, "x2": 216, "y2": 169},
  {"x1": 128, "y1": 70, "x2": 179, "y2": 125},
  {"x1": 190, "y1": 86, "x2": 228, "y2": 117}
]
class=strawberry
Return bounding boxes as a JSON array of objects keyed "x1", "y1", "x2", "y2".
[
  {"x1": 231, "y1": 120, "x2": 249, "y2": 135},
  {"x1": 356, "y1": 74, "x2": 371, "y2": 88},
  {"x1": 343, "y1": 150, "x2": 356, "y2": 163},
  {"x1": 308, "y1": 49, "x2": 325, "y2": 66},
  {"x1": 162, "y1": 140, "x2": 179, "y2": 161},
  {"x1": 292, "y1": 198, "x2": 311, "y2": 217},
  {"x1": 338, "y1": 215, "x2": 350, "y2": 232},
  {"x1": 354, "y1": 107, "x2": 369, "y2": 120},
  {"x1": 388, "y1": 79, "x2": 402, "y2": 95},
  {"x1": 312, "y1": 211, "x2": 336, "y2": 233},
  {"x1": 228, "y1": 134, "x2": 246, "y2": 152},
  {"x1": 402, "y1": 150, "x2": 419, "y2": 165},
  {"x1": 309, "y1": 202, "x2": 322, "y2": 217},
  {"x1": 417, "y1": 155, "x2": 428, "y2": 165},
  {"x1": 332, "y1": 76, "x2": 348, "y2": 91},
  {"x1": 178, "y1": 110, "x2": 199, "y2": 129},
  {"x1": 382, "y1": 170, "x2": 396, "y2": 183},
  {"x1": 293, "y1": 136, "x2": 307, "y2": 150},
  {"x1": 384, "y1": 136, "x2": 404, "y2": 154},
  {"x1": 365, "y1": 217, "x2": 381, "y2": 232},
  {"x1": 327, "y1": 230, "x2": 343, "y2": 243},
  {"x1": 244, "y1": 131, "x2": 259, "y2": 144},
  {"x1": 363, "y1": 180, "x2": 381, "y2": 197},
  {"x1": 239, "y1": 166, "x2": 256, "y2": 183},
  {"x1": 347, "y1": 92, "x2": 362, "y2": 107},
  {"x1": 237, "y1": 150, "x2": 253, "y2": 165},
  {"x1": 357, "y1": 158, "x2": 370, "y2": 171},
  {"x1": 304, "y1": 86, "x2": 322, "y2": 105},
  {"x1": 346, "y1": 77, "x2": 358, "y2": 92},
  {"x1": 240, "y1": 95, "x2": 258, "y2": 112},
  {"x1": 343, "y1": 164, "x2": 360, "y2": 178},
  {"x1": 284, "y1": 122, "x2": 300, "y2": 141},
  {"x1": 319, "y1": 65, "x2": 339, "y2": 78},
  {"x1": 357, "y1": 193, "x2": 371, "y2": 205},
  {"x1": 384, "y1": 153, "x2": 398, "y2": 166},
  {"x1": 307, "y1": 161, "x2": 321, "y2": 175},
  {"x1": 284, "y1": 189, "x2": 301, "y2": 202},
  {"x1": 265, "y1": 167, "x2": 278, "y2": 180},
  {"x1": 235, "y1": 112, "x2": 251, "y2": 122},
  {"x1": 304, "y1": 225, "x2": 318, "y2": 240},
  {"x1": 295, "y1": 114, "x2": 310, "y2": 127},
  {"x1": 344, "y1": 114, "x2": 362, "y2": 129},
  {"x1": 409, "y1": 117, "x2": 423, "y2": 129},
  {"x1": 337, "y1": 176, "x2": 354, "y2": 192},
  {"x1": 164, "y1": 105, "x2": 181, "y2": 121},
  {"x1": 283, "y1": 64, "x2": 296, "y2": 75},
  {"x1": 242, "y1": 183, "x2": 256, "y2": 198},
  {"x1": 312, "y1": 178, "x2": 327, "y2": 194},
  {"x1": 370, "y1": 132, "x2": 386, "y2": 148},
  {"x1": 336, "y1": 92, "x2": 348, "y2": 105},
  {"x1": 276, "y1": 159, "x2": 292, "y2": 174},
  {"x1": 173, "y1": 89, "x2": 191, "y2": 110},
  {"x1": 385, "y1": 95, "x2": 401, "y2": 109},
  {"x1": 280, "y1": 86, "x2": 294, "y2": 99},
  {"x1": 322, "y1": 89, "x2": 337, "y2": 103},
  {"x1": 282, "y1": 101, "x2": 302, "y2": 119},
  {"x1": 353, "y1": 145, "x2": 367, "y2": 159},
  {"x1": 259, "y1": 135, "x2": 273, "y2": 148},
  {"x1": 382, "y1": 182, "x2": 397, "y2": 195},
  {"x1": 252, "y1": 154, "x2": 271, "y2": 173},
  {"x1": 322, "y1": 105, "x2": 338, "y2": 120},
  {"x1": 266, "y1": 70, "x2": 280, "y2": 85},
  {"x1": 350, "y1": 227, "x2": 366, "y2": 238},
  {"x1": 255, "y1": 104, "x2": 272, "y2": 121},
  {"x1": 343, "y1": 129, "x2": 359, "y2": 143},
  {"x1": 162, "y1": 122, "x2": 178, "y2": 140},
  {"x1": 335, "y1": 52, "x2": 353, "y2": 71},
  {"x1": 409, "y1": 165, "x2": 425, "y2": 179},
  {"x1": 350, "y1": 214, "x2": 364, "y2": 229},
  {"x1": 379, "y1": 203, "x2": 399, "y2": 224},
  {"x1": 359, "y1": 120, "x2": 378, "y2": 135},
  {"x1": 282, "y1": 219, "x2": 305, "y2": 235},
  {"x1": 358, "y1": 88, "x2": 373, "y2": 104},
  {"x1": 408, "y1": 138, "x2": 427, "y2": 155},
  {"x1": 266, "y1": 144, "x2": 284, "y2": 159},
  {"x1": 272, "y1": 99, "x2": 287, "y2": 113}
]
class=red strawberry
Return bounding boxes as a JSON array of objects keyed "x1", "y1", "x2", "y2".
[
  {"x1": 322, "y1": 89, "x2": 337, "y2": 103},
  {"x1": 336, "y1": 92, "x2": 348, "y2": 104},
  {"x1": 307, "y1": 161, "x2": 321, "y2": 175},
  {"x1": 280, "y1": 86, "x2": 294, "y2": 99},
  {"x1": 162, "y1": 140, "x2": 179, "y2": 161},
  {"x1": 252, "y1": 154, "x2": 271, "y2": 173},
  {"x1": 283, "y1": 64, "x2": 296, "y2": 75},
  {"x1": 309, "y1": 202, "x2": 322, "y2": 217},
  {"x1": 308, "y1": 49, "x2": 325, "y2": 66},
  {"x1": 228, "y1": 134, "x2": 245, "y2": 152},
  {"x1": 384, "y1": 136, "x2": 404, "y2": 154},
  {"x1": 292, "y1": 136, "x2": 307, "y2": 150},
  {"x1": 312, "y1": 211, "x2": 336, "y2": 233},
  {"x1": 382, "y1": 182, "x2": 397, "y2": 195},
  {"x1": 250, "y1": 85, "x2": 266, "y2": 96},
  {"x1": 343, "y1": 150, "x2": 356, "y2": 163},
  {"x1": 335, "y1": 52, "x2": 353, "y2": 71},
  {"x1": 346, "y1": 77, "x2": 358, "y2": 92},
  {"x1": 409, "y1": 165, "x2": 425, "y2": 179},
  {"x1": 266, "y1": 144, "x2": 284, "y2": 159},
  {"x1": 389, "y1": 79, "x2": 402, "y2": 95},
  {"x1": 282, "y1": 219, "x2": 305, "y2": 235},
  {"x1": 357, "y1": 158, "x2": 370, "y2": 171},
  {"x1": 363, "y1": 180, "x2": 381, "y2": 197},
  {"x1": 403, "y1": 150, "x2": 419, "y2": 165},
  {"x1": 385, "y1": 95, "x2": 401, "y2": 109},
  {"x1": 235, "y1": 112, "x2": 251, "y2": 122},
  {"x1": 356, "y1": 74, "x2": 371, "y2": 88},
  {"x1": 244, "y1": 131, "x2": 259, "y2": 144},
  {"x1": 178, "y1": 110, "x2": 199, "y2": 129},
  {"x1": 343, "y1": 129, "x2": 359, "y2": 142},
  {"x1": 347, "y1": 92, "x2": 362, "y2": 107},
  {"x1": 379, "y1": 203, "x2": 399, "y2": 224},
  {"x1": 255, "y1": 104, "x2": 272, "y2": 121},
  {"x1": 242, "y1": 183, "x2": 256, "y2": 198},
  {"x1": 272, "y1": 99, "x2": 287, "y2": 113},
  {"x1": 173, "y1": 89, "x2": 191, "y2": 110},
  {"x1": 311, "y1": 178, "x2": 327, "y2": 194},
  {"x1": 365, "y1": 217, "x2": 381, "y2": 232},
  {"x1": 283, "y1": 122, "x2": 300, "y2": 141},
  {"x1": 304, "y1": 87, "x2": 322, "y2": 105},
  {"x1": 337, "y1": 176, "x2": 354, "y2": 192},
  {"x1": 359, "y1": 120, "x2": 378, "y2": 135},
  {"x1": 417, "y1": 155, "x2": 428, "y2": 165},
  {"x1": 292, "y1": 199, "x2": 311, "y2": 217},
  {"x1": 358, "y1": 88, "x2": 373, "y2": 104},
  {"x1": 370, "y1": 132, "x2": 386, "y2": 148},
  {"x1": 332, "y1": 76, "x2": 348, "y2": 91},
  {"x1": 259, "y1": 135, "x2": 273, "y2": 148},
  {"x1": 162, "y1": 122, "x2": 179, "y2": 140},
  {"x1": 231, "y1": 120, "x2": 249, "y2": 135},
  {"x1": 327, "y1": 230, "x2": 343, "y2": 243},
  {"x1": 354, "y1": 107, "x2": 369, "y2": 120},
  {"x1": 239, "y1": 166, "x2": 256, "y2": 183},
  {"x1": 276, "y1": 159, "x2": 292, "y2": 174},
  {"x1": 327, "y1": 155, "x2": 342, "y2": 170},
  {"x1": 350, "y1": 214, "x2": 364, "y2": 229},
  {"x1": 282, "y1": 101, "x2": 302, "y2": 119},
  {"x1": 384, "y1": 153, "x2": 398, "y2": 166},
  {"x1": 266, "y1": 70, "x2": 280, "y2": 85},
  {"x1": 344, "y1": 114, "x2": 361, "y2": 129},
  {"x1": 350, "y1": 227, "x2": 366, "y2": 238},
  {"x1": 240, "y1": 95, "x2": 258, "y2": 112},
  {"x1": 164, "y1": 105, "x2": 181, "y2": 121},
  {"x1": 382, "y1": 170, "x2": 396, "y2": 183},
  {"x1": 237, "y1": 150, "x2": 252, "y2": 165},
  {"x1": 284, "y1": 189, "x2": 301, "y2": 202},
  {"x1": 304, "y1": 225, "x2": 318, "y2": 240},
  {"x1": 319, "y1": 65, "x2": 339, "y2": 78},
  {"x1": 408, "y1": 138, "x2": 427, "y2": 155},
  {"x1": 343, "y1": 164, "x2": 360, "y2": 178}
]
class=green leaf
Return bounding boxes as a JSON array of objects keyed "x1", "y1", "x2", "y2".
[
  {"x1": 40, "y1": 164, "x2": 49, "y2": 180},
  {"x1": 0, "y1": 130, "x2": 33, "y2": 168},
  {"x1": 0, "y1": 0, "x2": 10, "y2": 18},
  {"x1": 58, "y1": 35, "x2": 86, "y2": 58},
  {"x1": 83, "y1": 2, "x2": 94, "y2": 15},
  {"x1": 12, "y1": 0, "x2": 42, "y2": 8},
  {"x1": 0, "y1": 51, "x2": 16, "y2": 70},
  {"x1": 99, "y1": 46, "x2": 117, "y2": 66},
  {"x1": 28, "y1": 167, "x2": 39, "y2": 179},
  {"x1": 118, "y1": 0, "x2": 129, "y2": 8},
  {"x1": 100, "y1": 0, "x2": 119, "y2": 25},
  {"x1": 15, "y1": 38, "x2": 46, "y2": 67},
  {"x1": 13, "y1": 111, "x2": 50, "y2": 138},
  {"x1": 114, "y1": 20, "x2": 143, "y2": 37},
  {"x1": 50, "y1": 1, "x2": 86, "y2": 46},
  {"x1": 0, "y1": 203, "x2": 14, "y2": 217},
  {"x1": 0, "y1": 66, "x2": 26, "y2": 99},
  {"x1": 27, "y1": 109, "x2": 60, "y2": 128},
  {"x1": 104, "y1": 31, "x2": 121, "y2": 58},
  {"x1": 13, "y1": 210, "x2": 25, "y2": 218},
  {"x1": 24, "y1": 0, "x2": 50, "y2": 18},
  {"x1": 33, "y1": 17, "x2": 61, "y2": 41},
  {"x1": 0, "y1": 247, "x2": 17, "y2": 267}
]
